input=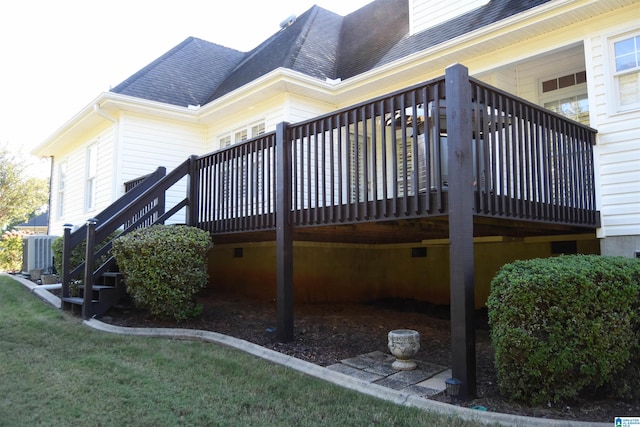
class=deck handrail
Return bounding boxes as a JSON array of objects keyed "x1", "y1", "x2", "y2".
[
  {"x1": 60, "y1": 159, "x2": 194, "y2": 314},
  {"x1": 191, "y1": 72, "x2": 598, "y2": 233}
]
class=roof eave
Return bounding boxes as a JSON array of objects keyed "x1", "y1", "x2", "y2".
[
  {"x1": 326, "y1": 0, "x2": 622, "y2": 103},
  {"x1": 32, "y1": 93, "x2": 200, "y2": 158}
]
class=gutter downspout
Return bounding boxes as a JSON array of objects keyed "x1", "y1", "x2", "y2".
[
  {"x1": 46, "y1": 156, "x2": 53, "y2": 235},
  {"x1": 93, "y1": 104, "x2": 121, "y2": 203}
]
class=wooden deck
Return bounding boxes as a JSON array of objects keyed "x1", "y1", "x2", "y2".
[{"x1": 60, "y1": 64, "x2": 600, "y2": 400}]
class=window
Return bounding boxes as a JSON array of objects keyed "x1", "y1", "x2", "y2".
[
  {"x1": 85, "y1": 144, "x2": 98, "y2": 211},
  {"x1": 251, "y1": 122, "x2": 265, "y2": 138},
  {"x1": 218, "y1": 120, "x2": 266, "y2": 149},
  {"x1": 234, "y1": 128, "x2": 248, "y2": 144},
  {"x1": 539, "y1": 71, "x2": 589, "y2": 125},
  {"x1": 612, "y1": 32, "x2": 640, "y2": 111},
  {"x1": 219, "y1": 135, "x2": 231, "y2": 147},
  {"x1": 57, "y1": 161, "x2": 67, "y2": 218}
]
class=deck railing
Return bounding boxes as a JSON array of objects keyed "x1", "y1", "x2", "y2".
[
  {"x1": 193, "y1": 73, "x2": 597, "y2": 234},
  {"x1": 469, "y1": 78, "x2": 597, "y2": 225}
]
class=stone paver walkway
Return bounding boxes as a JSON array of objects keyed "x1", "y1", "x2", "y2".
[{"x1": 327, "y1": 351, "x2": 450, "y2": 398}]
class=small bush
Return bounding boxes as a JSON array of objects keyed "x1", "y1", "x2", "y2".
[
  {"x1": 0, "y1": 230, "x2": 30, "y2": 272},
  {"x1": 52, "y1": 231, "x2": 121, "y2": 280},
  {"x1": 487, "y1": 255, "x2": 640, "y2": 405},
  {"x1": 111, "y1": 225, "x2": 212, "y2": 321}
]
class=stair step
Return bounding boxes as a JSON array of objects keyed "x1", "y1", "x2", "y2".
[
  {"x1": 102, "y1": 272, "x2": 124, "y2": 278},
  {"x1": 79, "y1": 285, "x2": 116, "y2": 290},
  {"x1": 61, "y1": 297, "x2": 98, "y2": 305}
]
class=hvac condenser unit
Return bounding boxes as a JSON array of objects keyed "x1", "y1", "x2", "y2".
[{"x1": 22, "y1": 235, "x2": 57, "y2": 274}]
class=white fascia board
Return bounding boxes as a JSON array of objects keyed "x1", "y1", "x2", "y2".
[
  {"x1": 32, "y1": 92, "x2": 200, "y2": 158},
  {"x1": 196, "y1": 68, "x2": 338, "y2": 123}
]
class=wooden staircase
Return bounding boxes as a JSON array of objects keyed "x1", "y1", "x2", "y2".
[
  {"x1": 59, "y1": 165, "x2": 175, "y2": 319},
  {"x1": 61, "y1": 272, "x2": 127, "y2": 317}
]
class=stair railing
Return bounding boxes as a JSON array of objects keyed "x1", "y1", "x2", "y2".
[{"x1": 60, "y1": 157, "x2": 197, "y2": 318}]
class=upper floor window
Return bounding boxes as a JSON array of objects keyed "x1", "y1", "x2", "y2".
[
  {"x1": 539, "y1": 71, "x2": 589, "y2": 125},
  {"x1": 218, "y1": 120, "x2": 266, "y2": 148},
  {"x1": 219, "y1": 135, "x2": 231, "y2": 147},
  {"x1": 612, "y1": 32, "x2": 640, "y2": 111},
  {"x1": 86, "y1": 144, "x2": 98, "y2": 211}
]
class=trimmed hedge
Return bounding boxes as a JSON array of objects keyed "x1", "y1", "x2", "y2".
[
  {"x1": 111, "y1": 225, "x2": 212, "y2": 321},
  {"x1": 487, "y1": 255, "x2": 640, "y2": 404}
]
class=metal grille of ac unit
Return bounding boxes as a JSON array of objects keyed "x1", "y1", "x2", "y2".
[{"x1": 22, "y1": 235, "x2": 57, "y2": 273}]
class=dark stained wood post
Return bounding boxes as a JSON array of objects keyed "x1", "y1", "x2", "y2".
[
  {"x1": 61, "y1": 224, "x2": 73, "y2": 300},
  {"x1": 82, "y1": 218, "x2": 98, "y2": 319},
  {"x1": 187, "y1": 155, "x2": 200, "y2": 227},
  {"x1": 446, "y1": 63, "x2": 477, "y2": 399},
  {"x1": 276, "y1": 122, "x2": 294, "y2": 342}
]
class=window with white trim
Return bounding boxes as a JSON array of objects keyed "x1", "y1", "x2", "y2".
[
  {"x1": 85, "y1": 144, "x2": 98, "y2": 211},
  {"x1": 218, "y1": 120, "x2": 266, "y2": 149},
  {"x1": 539, "y1": 71, "x2": 589, "y2": 125},
  {"x1": 250, "y1": 122, "x2": 265, "y2": 138},
  {"x1": 611, "y1": 31, "x2": 640, "y2": 111},
  {"x1": 57, "y1": 161, "x2": 67, "y2": 218}
]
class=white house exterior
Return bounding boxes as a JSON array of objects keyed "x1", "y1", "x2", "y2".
[{"x1": 33, "y1": 0, "x2": 640, "y2": 258}]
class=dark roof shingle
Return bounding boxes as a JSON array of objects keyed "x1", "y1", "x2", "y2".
[
  {"x1": 206, "y1": 6, "x2": 343, "y2": 102},
  {"x1": 111, "y1": 37, "x2": 245, "y2": 107}
]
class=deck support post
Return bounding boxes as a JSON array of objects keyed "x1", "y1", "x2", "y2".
[
  {"x1": 276, "y1": 122, "x2": 294, "y2": 342},
  {"x1": 446, "y1": 63, "x2": 477, "y2": 399}
]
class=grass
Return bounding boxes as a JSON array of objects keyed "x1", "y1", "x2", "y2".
[{"x1": 0, "y1": 276, "x2": 487, "y2": 426}]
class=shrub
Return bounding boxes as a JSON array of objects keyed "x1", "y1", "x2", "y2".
[
  {"x1": 52, "y1": 231, "x2": 121, "y2": 279},
  {"x1": 487, "y1": 255, "x2": 640, "y2": 405},
  {"x1": 111, "y1": 225, "x2": 212, "y2": 321},
  {"x1": 0, "y1": 230, "x2": 30, "y2": 272}
]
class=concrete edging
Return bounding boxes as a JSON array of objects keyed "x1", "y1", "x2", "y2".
[{"x1": 6, "y1": 273, "x2": 610, "y2": 427}]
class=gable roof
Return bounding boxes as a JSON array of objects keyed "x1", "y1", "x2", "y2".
[
  {"x1": 206, "y1": 6, "x2": 344, "y2": 102},
  {"x1": 109, "y1": 0, "x2": 552, "y2": 108},
  {"x1": 15, "y1": 212, "x2": 48, "y2": 228},
  {"x1": 111, "y1": 37, "x2": 245, "y2": 107}
]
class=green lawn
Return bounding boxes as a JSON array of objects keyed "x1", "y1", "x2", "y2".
[{"x1": 0, "y1": 276, "x2": 486, "y2": 426}]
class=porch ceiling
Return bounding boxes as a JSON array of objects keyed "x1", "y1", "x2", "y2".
[{"x1": 210, "y1": 215, "x2": 596, "y2": 246}]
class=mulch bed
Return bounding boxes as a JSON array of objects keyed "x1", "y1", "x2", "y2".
[{"x1": 98, "y1": 287, "x2": 636, "y2": 423}]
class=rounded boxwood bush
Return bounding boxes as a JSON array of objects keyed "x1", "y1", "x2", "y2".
[
  {"x1": 487, "y1": 255, "x2": 640, "y2": 405},
  {"x1": 111, "y1": 225, "x2": 212, "y2": 321}
]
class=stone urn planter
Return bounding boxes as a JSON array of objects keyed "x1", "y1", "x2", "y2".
[{"x1": 388, "y1": 329, "x2": 420, "y2": 370}]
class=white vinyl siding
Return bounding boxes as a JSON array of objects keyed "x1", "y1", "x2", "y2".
[
  {"x1": 49, "y1": 127, "x2": 115, "y2": 234},
  {"x1": 119, "y1": 113, "x2": 206, "y2": 225},
  {"x1": 589, "y1": 22, "x2": 640, "y2": 239}
]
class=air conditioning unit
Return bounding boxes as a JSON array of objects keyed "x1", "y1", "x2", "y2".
[{"x1": 22, "y1": 235, "x2": 57, "y2": 274}]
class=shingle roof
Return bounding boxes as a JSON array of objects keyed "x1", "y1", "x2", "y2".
[
  {"x1": 17, "y1": 212, "x2": 48, "y2": 228},
  {"x1": 109, "y1": 0, "x2": 552, "y2": 107},
  {"x1": 375, "y1": 0, "x2": 552, "y2": 68},
  {"x1": 335, "y1": 0, "x2": 409, "y2": 79},
  {"x1": 206, "y1": 6, "x2": 343, "y2": 102},
  {"x1": 111, "y1": 37, "x2": 245, "y2": 107}
]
